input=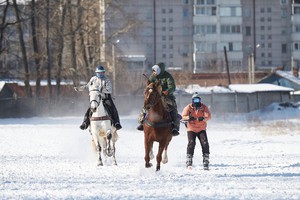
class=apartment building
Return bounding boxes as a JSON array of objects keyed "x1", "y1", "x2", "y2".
[
  {"x1": 243, "y1": 0, "x2": 292, "y2": 71},
  {"x1": 113, "y1": 0, "x2": 294, "y2": 75},
  {"x1": 193, "y1": 0, "x2": 243, "y2": 73},
  {"x1": 292, "y1": 0, "x2": 300, "y2": 69},
  {"x1": 108, "y1": 0, "x2": 193, "y2": 73}
]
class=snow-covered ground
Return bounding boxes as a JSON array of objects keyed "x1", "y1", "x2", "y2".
[{"x1": 1, "y1": 104, "x2": 300, "y2": 199}]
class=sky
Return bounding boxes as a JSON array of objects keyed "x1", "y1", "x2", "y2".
[{"x1": 0, "y1": 102, "x2": 300, "y2": 200}]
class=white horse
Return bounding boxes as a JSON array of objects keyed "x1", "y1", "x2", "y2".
[{"x1": 88, "y1": 89, "x2": 118, "y2": 166}]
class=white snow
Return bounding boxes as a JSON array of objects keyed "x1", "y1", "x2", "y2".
[{"x1": 1, "y1": 104, "x2": 300, "y2": 199}]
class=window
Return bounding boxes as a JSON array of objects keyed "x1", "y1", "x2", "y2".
[
  {"x1": 195, "y1": 6, "x2": 217, "y2": 15},
  {"x1": 196, "y1": 0, "x2": 215, "y2": 4},
  {"x1": 221, "y1": 25, "x2": 241, "y2": 34},
  {"x1": 267, "y1": 8, "x2": 272, "y2": 13},
  {"x1": 268, "y1": 43, "x2": 272, "y2": 48},
  {"x1": 281, "y1": 8, "x2": 288, "y2": 18},
  {"x1": 281, "y1": 44, "x2": 287, "y2": 53},
  {"x1": 162, "y1": 9, "x2": 166, "y2": 14},
  {"x1": 281, "y1": 0, "x2": 288, "y2": 5},
  {"x1": 182, "y1": 0, "x2": 189, "y2": 4},
  {"x1": 246, "y1": 26, "x2": 251, "y2": 36},
  {"x1": 268, "y1": 53, "x2": 272, "y2": 58},
  {"x1": 261, "y1": 35, "x2": 265, "y2": 40},
  {"x1": 183, "y1": 8, "x2": 189, "y2": 18},
  {"x1": 294, "y1": 7, "x2": 300, "y2": 15},
  {"x1": 294, "y1": 43, "x2": 299, "y2": 50},
  {"x1": 195, "y1": 25, "x2": 216, "y2": 34},
  {"x1": 220, "y1": 7, "x2": 242, "y2": 17}
]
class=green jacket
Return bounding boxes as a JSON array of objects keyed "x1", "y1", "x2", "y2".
[{"x1": 149, "y1": 63, "x2": 176, "y2": 98}]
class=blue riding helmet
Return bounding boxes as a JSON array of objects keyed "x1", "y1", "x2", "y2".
[{"x1": 95, "y1": 66, "x2": 105, "y2": 78}]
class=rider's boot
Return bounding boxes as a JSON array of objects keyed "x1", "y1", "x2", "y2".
[
  {"x1": 80, "y1": 108, "x2": 91, "y2": 130},
  {"x1": 136, "y1": 108, "x2": 147, "y2": 131},
  {"x1": 170, "y1": 110, "x2": 180, "y2": 136},
  {"x1": 115, "y1": 122, "x2": 122, "y2": 130},
  {"x1": 186, "y1": 154, "x2": 193, "y2": 168}
]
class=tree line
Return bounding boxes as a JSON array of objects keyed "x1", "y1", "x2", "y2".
[{"x1": 0, "y1": 0, "x2": 139, "y2": 101}]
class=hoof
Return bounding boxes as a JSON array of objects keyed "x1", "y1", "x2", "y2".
[
  {"x1": 97, "y1": 161, "x2": 103, "y2": 166},
  {"x1": 156, "y1": 166, "x2": 160, "y2": 171},
  {"x1": 145, "y1": 163, "x2": 152, "y2": 168}
]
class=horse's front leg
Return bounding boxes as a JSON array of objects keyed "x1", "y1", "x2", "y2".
[
  {"x1": 156, "y1": 142, "x2": 166, "y2": 171},
  {"x1": 112, "y1": 143, "x2": 117, "y2": 166},
  {"x1": 144, "y1": 139, "x2": 153, "y2": 168},
  {"x1": 96, "y1": 142, "x2": 103, "y2": 166}
]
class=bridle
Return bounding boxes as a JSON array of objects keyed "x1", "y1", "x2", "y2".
[
  {"x1": 90, "y1": 89, "x2": 102, "y2": 111},
  {"x1": 145, "y1": 83, "x2": 160, "y2": 109}
]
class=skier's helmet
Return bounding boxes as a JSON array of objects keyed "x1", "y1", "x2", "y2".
[{"x1": 192, "y1": 92, "x2": 201, "y2": 109}]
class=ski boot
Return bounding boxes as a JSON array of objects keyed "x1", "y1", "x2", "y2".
[
  {"x1": 203, "y1": 153, "x2": 209, "y2": 170},
  {"x1": 186, "y1": 154, "x2": 193, "y2": 169}
]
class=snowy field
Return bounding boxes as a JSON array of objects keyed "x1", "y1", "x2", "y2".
[{"x1": 1, "y1": 105, "x2": 300, "y2": 199}]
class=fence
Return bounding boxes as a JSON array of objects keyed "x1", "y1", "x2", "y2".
[{"x1": 0, "y1": 91, "x2": 294, "y2": 118}]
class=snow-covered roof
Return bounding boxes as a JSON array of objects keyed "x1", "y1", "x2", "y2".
[
  {"x1": 0, "y1": 79, "x2": 82, "y2": 86},
  {"x1": 229, "y1": 83, "x2": 294, "y2": 93},
  {"x1": 275, "y1": 70, "x2": 300, "y2": 85},
  {"x1": 0, "y1": 81, "x2": 5, "y2": 92},
  {"x1": 184, "y1": 83, "x2": 294, "y2": 94}
]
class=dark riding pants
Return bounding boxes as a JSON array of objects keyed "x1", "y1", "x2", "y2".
[{"x1": 83, "y1": 94, "x2": 120, "y2": 126}]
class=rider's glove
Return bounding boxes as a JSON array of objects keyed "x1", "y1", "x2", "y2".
[
  {"x1": 162, "y1": 91, "x2": 169, "y2": 96},
  {"x1": 189, "y1": 116, "x2": 196, "y2": 121},
  {"x1": 198, "y1": 117, "x2": 205, "y2": 121}
]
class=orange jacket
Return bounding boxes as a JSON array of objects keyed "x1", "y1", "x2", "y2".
[{"x1": 182, "y1": 103, "x2": 211, "y2": 133}]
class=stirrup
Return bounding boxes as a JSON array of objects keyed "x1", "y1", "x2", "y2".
[
  {"x1": 172, "y1": 128, "x2": 179, "y2": 136},
  {"x1": 137, "y1": 124, "x2": 144, "y2": 131}
]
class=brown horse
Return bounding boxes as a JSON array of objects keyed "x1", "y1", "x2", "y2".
[{"x1": 143, "y1": 81, "x2": 173, "y2": 171}]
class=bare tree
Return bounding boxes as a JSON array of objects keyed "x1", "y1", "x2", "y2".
[
  {"x1": 30, "y1": 0, "x2": 41, "y2": 98},
  {"x1": 12, "y1": 0, "x2": 32, "y2": 97}
]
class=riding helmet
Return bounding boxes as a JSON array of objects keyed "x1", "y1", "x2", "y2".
[{"x1": 95, "y1": 66, "x2": 105, "y2": 73}]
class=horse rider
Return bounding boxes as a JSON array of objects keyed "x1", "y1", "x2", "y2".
[
  {"x1": 137, "y1": 62, "x2": 180, "y2": 136},
  {"x1": 74, "y1": 65, "x2": 122, "y2": 131},
  {"x1": 181, "y1": 92, "x2": 211, "y2": 169}
]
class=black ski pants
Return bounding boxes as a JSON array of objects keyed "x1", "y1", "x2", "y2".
[{"x1": 187, "y1": 130, "x2": 210, "y2": 156}]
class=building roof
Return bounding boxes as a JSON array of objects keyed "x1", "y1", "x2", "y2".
[{"x1": 258, "y1": 70, "x2": 300, "y2": 91}]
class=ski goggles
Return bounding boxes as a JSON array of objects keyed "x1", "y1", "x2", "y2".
[{"x1": 192, "y1": 97, "x2": 201, "y2": 103}]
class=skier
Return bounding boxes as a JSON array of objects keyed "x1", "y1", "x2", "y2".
[
  {"x1": 74, "y1": 65, "x2": 122, "y2": 131},
  {"x1": 181, "y1": 92, "x2": 211, "y2": 170},
  {"x1": 136, "y1": 62, "x2": 180, "y2": 136}
]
